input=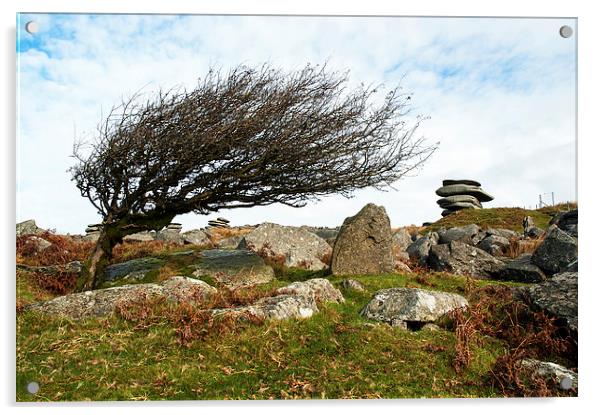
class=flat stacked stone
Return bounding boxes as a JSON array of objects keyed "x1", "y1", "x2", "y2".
[
  {"x1": 84, "y1": 223, "x2": 102, "y2": 241},
  {"x1": 435, "y1": 179, "x2": 494, "y2": 217},
  {"x1": 207, "y1": 217, "x2": 231, "y2": 228}
]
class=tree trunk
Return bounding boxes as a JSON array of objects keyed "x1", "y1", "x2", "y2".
[
  {"x1": 76, "y1": 213, "x2": 176, "y2": 292},
  {"x1": 76, "y1": 227, "x2": 119, "y2": 291}
]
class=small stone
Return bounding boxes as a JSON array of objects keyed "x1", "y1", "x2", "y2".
[
  {"x1": 341, "y1": 279, "x2": 366, "y2": 292},
  {"x1": 435, "y1": 184, "x2": 494, "y2": 202}
]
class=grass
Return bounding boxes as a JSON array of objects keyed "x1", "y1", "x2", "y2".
[
  {"x1": 16, "y1": 224, "x2": 573, "y2": 401},
  {"x1": 17, "y1": 262, "x2": 532, "y2": 401},
  {"x1": 423, "y1": 207, "x2": 552, "y2": 234}
]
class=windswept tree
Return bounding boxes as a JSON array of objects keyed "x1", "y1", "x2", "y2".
[{"x1": 70, "y1": 64, "x2": 437, "y2": 290}]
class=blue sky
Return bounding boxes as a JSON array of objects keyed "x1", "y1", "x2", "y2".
[{"x1": 16, "y1": 14, "x2": 576, "y2": 234}]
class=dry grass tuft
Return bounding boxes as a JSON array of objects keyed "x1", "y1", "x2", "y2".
[
  {"x1": 448, "y1": 285, "x2": 576, "y2": 396},
  {"x1": 507, "y1": 235, "x2": 545, "y2": 259},
  {"x1": 111, "y1": 240, "x2": 179, "y2": 263},
  {"x1": 16, "y1": 232, "x2": 93, "y2": 266}
]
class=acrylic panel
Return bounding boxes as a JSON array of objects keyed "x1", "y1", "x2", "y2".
[{"x1": 16, "y1": 13, "x2": 577, "y2": 401}]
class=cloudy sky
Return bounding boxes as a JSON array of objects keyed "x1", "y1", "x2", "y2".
[{"x1": 16, "y1": 14, "x2": 576, "y2": 234}]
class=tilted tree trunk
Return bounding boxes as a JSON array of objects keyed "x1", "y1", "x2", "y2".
[
  {"x1": 77, "y1": 225, "x2": 123, "y2": 291},
  {"x1": 76, "y1": 213, "x2": 175, "y2": 291}
]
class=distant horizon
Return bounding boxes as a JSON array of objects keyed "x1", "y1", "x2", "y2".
[{"x1": 17, "y1": 14, "x2": 577, "y2": 234}]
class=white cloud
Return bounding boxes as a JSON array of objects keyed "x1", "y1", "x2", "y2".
[{"x1": 16, "y1": 14, "x2": 576, "y2": 233}]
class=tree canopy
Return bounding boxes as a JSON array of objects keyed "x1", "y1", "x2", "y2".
[{"x1": 70, "y1": 63, "x2": 437, "y2": 290}]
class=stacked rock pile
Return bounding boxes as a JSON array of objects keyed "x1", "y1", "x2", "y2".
[
  {"x1": 435, "y1": 179, "x2": 494, "y2": 217},
  {"x1": 207, "y1": 217, "x2": 231, "y2": 229},
  {"x1": 165, "y1": 223, "x2": 182, "y2": 232},
  {"x1": 84, "y1": 224, "x2": 102, "y2": 241}
]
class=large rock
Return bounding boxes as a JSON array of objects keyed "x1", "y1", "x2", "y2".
[
  {"x1": 437, "y1": 195, "x2": 483, "y2": 208},
  {"x1": 123, "y1": 231, "x2": 156, "y2": 242},
  {"x1": 406, "y1": 232, "x2": 438, "y2": 266},
  {"x1": 427, "y1": 240, "x2": 506, "y2": 279},
  {"x1": 300, "y1": 226, "x2": 340, "y2": 241},
  {"x1": 276, "y1": 278, "x2": 344, "y2": 304},
  {"x1": 498, "y1": 253, "x2": 546, "y2": 283},
  {"x1": 104, "y1": 257, "x2": 166, "y2": 282},
  {"x1": 360, "y1": 288, "x2": 468, "y2": 328},
  {"x1": 213, "y1": 294, "x2": 319, "y2": 321},
  {"x1": 437, "y1": 224, "x2": 484, "y2": 245},
  {"x1": 192, "y1": 249, "x2": 274, "y2": 289},
  {"x1": 330, "y1": 204, "x2": 393, "y2": 275},
  {"x1": 477, "y1": 234, "x2": 510, "y2": 256},
  {"x1": 25, "y1": 276, "x2": 217, "y2": 319},
  {"x1": 527, "y1": 272, "x2": 577, "y2": 332},
  {"x1": 550, "y1": 209, "x2": 578, "y2": 238},
  {"x1": 156, "y1": 228, "x2": 184, "y2": 244},
  {"x1": 485, "y1": 228, "x2": 519, "y2": 240},
  {"x1": 531, "y1": 225, "x2": 578, "y2": 276},
  {"x1": 217, "y1": 235, "x2": 245, "y2": 249},
  {"x1": 392, "y1": 228, "x2": 413, "y2": 252},
  {"x1": 239, "y1": 223, "x2": 331, "y2": 270},
  {"x1": 182, "y1": 229, "x2": 211, "y2": 246},
  {"x1": 16, "y1": 219, "x2": 44, "y2": 237},
  {"x1": 443, "y1": 202, "x2": 482, "y2": 212},
  {"x1": 435, "y1": 184, "x2": 494, "y2": 202},
  {"x1": 442, "y1": 179, "x2": 482, "y2": 187},
  {"x1": 21, "y1": 236, "x2": 53, "y2": 253}
]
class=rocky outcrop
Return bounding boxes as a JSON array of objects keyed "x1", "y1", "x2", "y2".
[
  {"x1": 207, "y1": 217, "x2": 231, "y2": 228},
  {"x1": 485, "y1": 228, "x2": 519, "y2": 240},
  {"x1": 498, "y1": 253, "x2": 546, "y2": 283},
  {"x1": 215, "y1": 294, "x2": 318, "y2": 321},
  {"x1": 104, "y1": 257, "x2": 166, "y2": 283},
  {"x1": 330, "y1": 204, "x2": 393, "y2": 275},
  {"x1": 435, "y1": 180, "x2": 494, "y2": 216},
  {"x1": 156, "y1": 223, "x2": 184, "y2": 244},
  {"x1": 392, "y1": 228, "x2": 413, "y2": 252},
  {"x1": 527, "y1": 272, "x2": 577, "y2": 332},
  {"x1": 427, "y1": 240, "x2": 506, "y2": 279},
  {"x1": 360, "y1": 288, "x2": 468, "y2": 329},
  {"x1": 123, "y1": 231, "x2": 156, "y2": 242},
  {"x1": 16, "y1": 219, "x2": 45, "y2": 237},
  {"x1": 182, "y1": 229, "x2": 211, "y2": 246},
  {"x1": 239, "y1": 223, "x2": 331, "y2": 270},
  {"x1": 192, "y1": 249, "x2": 274, "y2": 289},
  {"x1": 276, "y1": 278, "x2": 344, "y2": 303},
  {"x1": 407, "y1": 232, "x2": 439, "y2": 266},
  {"x1": 217, "y1": 235, "x2": 245, "y2": 249},
  {"x1": 477, "y1": 234, "x2": 510, "y2": 256},
  {"x1": 25, "y1": 276, "x2": 217, "y2": 319},
  {"x1": 84, "y1": 224, "x2": 102, "y2": 241},
  {"x1": 437, "y1": 224, "x2": 484, "y2": 245},
  {"x1": 300, "y1": 226, "x2": 339, "y2": 241},
  {"x1": 550, "y1": 209, "x2": 578, "y2": 237},
  {"x1": 531, "y1": 225, "x2": 578, "y2": 276},
  {"x1": 436, "y1": 183, "x2": 494, "y2": 201},
  {"x1": 21, "y1": 235, "x2": 52, "y2": 253}
]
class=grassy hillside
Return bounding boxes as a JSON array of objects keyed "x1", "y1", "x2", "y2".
[
  {"x1": 423, "y1": 207, "x2": 553, "y2": 233},
  {"x1": 16, "y1": 208, "x2": 577, "y2": 401},
  {"x1": 18, "y1": 271, "x2": 528, "y2": 401}
]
